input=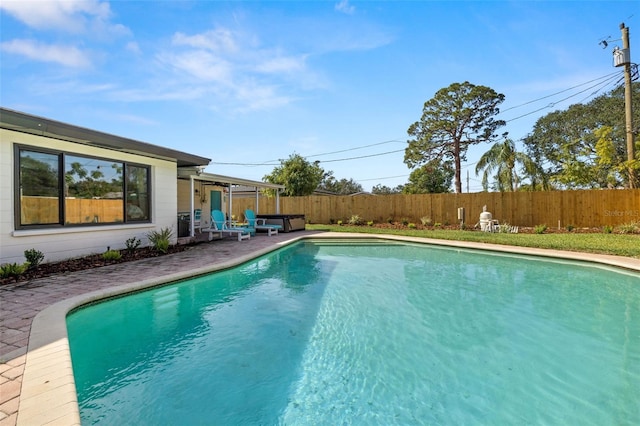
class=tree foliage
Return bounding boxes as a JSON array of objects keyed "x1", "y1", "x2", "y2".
[
  {"x1": 65, "y1": 161, "x2": 122, "y2": 198},
  {"x1": 20, "y1": 155, "x2": 59, "y2": 197},
  {"x1": 523, "y1": 82, "x2": 640, "y2": 189},
  {"x1": 402, "y1": 159, "x2": 454, "y2": 193},
  {"x1": 475, "y1": 138, "x2": 544, "y2": 192},
  {"x1": 371, "y1": 184, "x2": 404, "y2": 194},
  {"x1": 405, "y1": 81, "x2": 506, "y2": 193},
  {"x1": 318, "y1": 171, "x2": 364, "y2": 194},
  {"x1": 263, "y1": 153, "x2": 325, "y2": 196}
]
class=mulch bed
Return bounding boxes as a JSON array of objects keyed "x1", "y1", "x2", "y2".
[
  {"x1": 1, "y1": 244, "x2": 192, "y2": 286},
  {"x1": 370, "y1": 222, "x2": 604, "y2": 234}
]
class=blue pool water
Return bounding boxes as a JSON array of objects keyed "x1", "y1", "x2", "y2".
[{"x1": 67, "y1": 240, "x2": 640, "y2": 425}]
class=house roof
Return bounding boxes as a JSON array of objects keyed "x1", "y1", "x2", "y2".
[
  {"x1": 0, "y1": 107, "x2": 211, "y2": 167},
  {"x1": 177, "y1": 168, "x2": 285, "y2": 190}
]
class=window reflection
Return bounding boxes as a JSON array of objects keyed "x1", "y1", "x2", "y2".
[{"x1": 17, "y1": 147, "x2": 151, "y2": 228}]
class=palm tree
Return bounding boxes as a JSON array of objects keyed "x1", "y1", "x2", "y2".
[{"x1": 475, "y1": 138, "x2": 544, "y2": 191}]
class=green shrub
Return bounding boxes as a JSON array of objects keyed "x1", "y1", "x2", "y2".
[
  {"x1": 616, "y1": 222, "x2": 639, "y2": 234},
  {"x1": 498, "y1": 223, "x2": 512, "y2": 233},
  {"x1": 603, "y1": 225, "x2": 613, "y2": 234},
  {"x1": 0, "y1": 262, "x2": 30, "y2": 278},
  {"x1": 367, "y1": 220, "x2": 374, "y2": 227},
  {"x1": 348, "y1": 214, "x2": 364, "y2": 225},
  {"x1": 386, "y1": 217, "x2": 393, "y2": 224},
  {"x1": 401, "y1": 218, "x2": 409, "y2": 226},
  {"x1": 534, "y1": 224, "x2": 547, "y2": 234},
  {"x1": 125, "y1": 237, "x2": 141, "y2": 252},
  {"x1": 566, "y1": 225, "x2": 574, "y2": 232},
  {"x1": 337, "y1": 220, "x2": 343, "y2": 226},
  {"x1": 420, "y1": 216, "x2": 432, "y2": 226},
  {"x1": 434, "y1": 222, "x2": 442, "y2": 228},
  {"x1": 408, "y1": 223, "x2": 416, "y2": 229},
  {"x1": 24, "y1": 249, "x2": 44, "y2": 269},
  {"x1": 147, "y1": 227, "x2": 173, "y2": 253},
  {"x1": 102, "y1": 249, "x2": 122, "y2": 261}
]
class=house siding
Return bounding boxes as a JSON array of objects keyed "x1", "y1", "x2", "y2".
[{"x1": 0, "y1": 128, "x2": 178, "y2": 264}]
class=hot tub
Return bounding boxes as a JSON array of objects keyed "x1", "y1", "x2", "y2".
[{"x1": 257, "y1": 214, "x2": 306, "y2": 232}]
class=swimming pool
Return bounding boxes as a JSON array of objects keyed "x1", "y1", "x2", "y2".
[{"x1": 67, "y1": 239, "x2": 640, "y2": 425}]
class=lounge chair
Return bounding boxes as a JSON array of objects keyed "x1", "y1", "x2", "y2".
[
  {"x1": 193, "y1": 209, "x2": 202, "y2": 233},
  {"x1": 244, "y1": 209, "x2": 282, "y2": 236},
  {"x1": 203, "y1": 210, "x2": 251, "y2": 241}
]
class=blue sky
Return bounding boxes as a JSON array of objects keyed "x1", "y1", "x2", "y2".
[{"x1": 1, "y1": 1, "x2": 637, "y2": 192}]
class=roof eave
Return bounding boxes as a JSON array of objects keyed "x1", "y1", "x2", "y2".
[{"x1": 0, "y1": 107, "x2": 211, "y2": 167}]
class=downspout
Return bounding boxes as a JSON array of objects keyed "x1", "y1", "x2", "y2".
[
  {"x1": 276, "y1": 189, "x2": 280, "y2": 214},
  {"x1": 255, "y1": 187, "x2": 259, "y2": 214},
  {"x1": 189, "y1": 176, "x2": 195, "y2": 237},
  {"x1": 228, "y1": 183, "x2": 233, "y2": 223}
]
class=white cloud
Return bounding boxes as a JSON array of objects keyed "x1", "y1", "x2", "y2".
[
  {"x1": 255, "y1": 53, "x2": 307, "y2": 74},
  {"x1": 172, "y1": 29, "x2": 238, "y2": 53},
  {"x1": 1, "y1": 39, "x2": 92, "y2": 68},
  {"x1": 161, "y1": 50, "x2": 233, "y2": 83},
  {"x1": 335, "y1": 0, "x2": 355, "y2": 15},
  {"x1": 125, "y1": 41, "x2": 141, "y2": 54},
  {"x1": 155, "y1": 26, "x2": 323, "y2": 112},
  {"x1": 0, "y1": 0, "x2": 130, "y2": 37}
]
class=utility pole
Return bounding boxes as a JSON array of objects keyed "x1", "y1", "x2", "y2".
[{"x1": 617, "y1": 23, "x2": 636, "y2": 188}]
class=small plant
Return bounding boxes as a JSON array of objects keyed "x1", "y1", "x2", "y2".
[
  {"x1": 0, "y1": 262, "x2": 30, "y2": 278},
  {"x1": 147, "y1": 227, "x2": 173, "y2": 254},
  {"x1": 401, "y1": 218, "x2": 409, "y2": 226},
  {"x1": 616, "y1": 222, "x2": 639, "y2": 234},
  {"x1": 603, "y1": 225, "x2": 613, "y2": 234},
  {"x1": 534, "y1": 224, "x2": 547, "y2": 234},
  {"x1": 102, "y1": 248, "x2": 122, "y2": 261},
  {"x1": 367, "y1": 220, "x2": 374, "y2": 226},
  {"x1": 386, "y1": 217, "x2": 393, "y2": 224},
  {"x1": 407, "y1": 223, "x2": 416, "y2": 229},
  {"x1": 24, "y1": 248, "x2": 44, "y2": 269},
  {"x1": 420, "y1": 216, "x2": 432, "y2": 226},
  {"x1": 460, "y1": 223, "x2": 467, "y2": 230},
  {"x1": 566, "y1": 224, "x2": 574, "y2": 232},
  {"x1": 125, "y1": 237, "x2": 142, "y2": 253},
  {"x1": 443, "y1": 220, "x2": 450, "y2": 226},
  {"x1": 434, "y1": 222, "x2": 442, "y2": 227},
  {"x1": 348, "y1": 214, "x2": 364, "y2": 226},
  {"x1": 329, "y1": 218, "x2": 335, "y2": 224},
  {"x1": 498, "y1": 223, "x2": 512, "y2": 233},
  {"x1": 337, "y1": 220, "x2": 343, "y2": 226}
]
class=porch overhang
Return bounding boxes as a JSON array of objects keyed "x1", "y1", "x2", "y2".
[{"x1": 177, "y1": 169, "x2": 285, "y2": 237}]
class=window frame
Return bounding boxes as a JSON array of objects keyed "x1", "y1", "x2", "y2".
[{"x1": 14, "y1": 144, "x2": 152, "y2": 230}]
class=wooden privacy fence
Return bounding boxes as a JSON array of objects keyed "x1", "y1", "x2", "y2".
[
  {"x1": 233, "y1": 189, "x2": 640, "y2": 228},
  {"x1": 21, "y1": 197, "x2": 123, "y2": 225}
]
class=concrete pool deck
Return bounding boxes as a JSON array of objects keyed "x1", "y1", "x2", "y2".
[{"x1": 1, "y1": 231, "x2": 639, "y2": 426}]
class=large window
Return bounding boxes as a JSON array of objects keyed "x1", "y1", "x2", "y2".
[{"x1": 16, "y1": 146, "x2": 151, "y2": 228}]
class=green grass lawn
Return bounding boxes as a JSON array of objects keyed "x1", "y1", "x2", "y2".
[{"x1": 305, "y1": 224, "x2": 640, "y2": 258}]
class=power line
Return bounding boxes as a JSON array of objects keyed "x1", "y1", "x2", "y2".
[
  {"x1": 358, "y1": 174, "x2": 409, "y2": 182},
  {"x1": 502, "y1": 72, "x2": 621, "y2": 123},
  {"x1": 500, "y1": 71, "x2": 621, "y2": 113},
  {"x1": 305, "y1": 139, "x2": 406, "y2": 159},
  {"x1": 210, "y1": 138, "x2": 407, "y2": 166},
  {"x1": 212, "y1": 72, "x2": 625, "y2": 168},
  {"x1": 318, "y1": 149, "x2": 405, "y2": 163}
]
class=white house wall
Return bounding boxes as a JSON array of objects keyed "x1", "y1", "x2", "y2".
[{"x1": 0, "y1": 128, "x2": 178, "y2": 264}]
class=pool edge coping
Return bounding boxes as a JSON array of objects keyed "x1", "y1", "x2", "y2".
[{"x1": 16, "y1": 232, "x2": 640, "y2": 425}]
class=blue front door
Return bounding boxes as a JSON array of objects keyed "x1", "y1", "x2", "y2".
[{"x1": 210, "y1": 190, "x2": 221, "y2": 213}]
